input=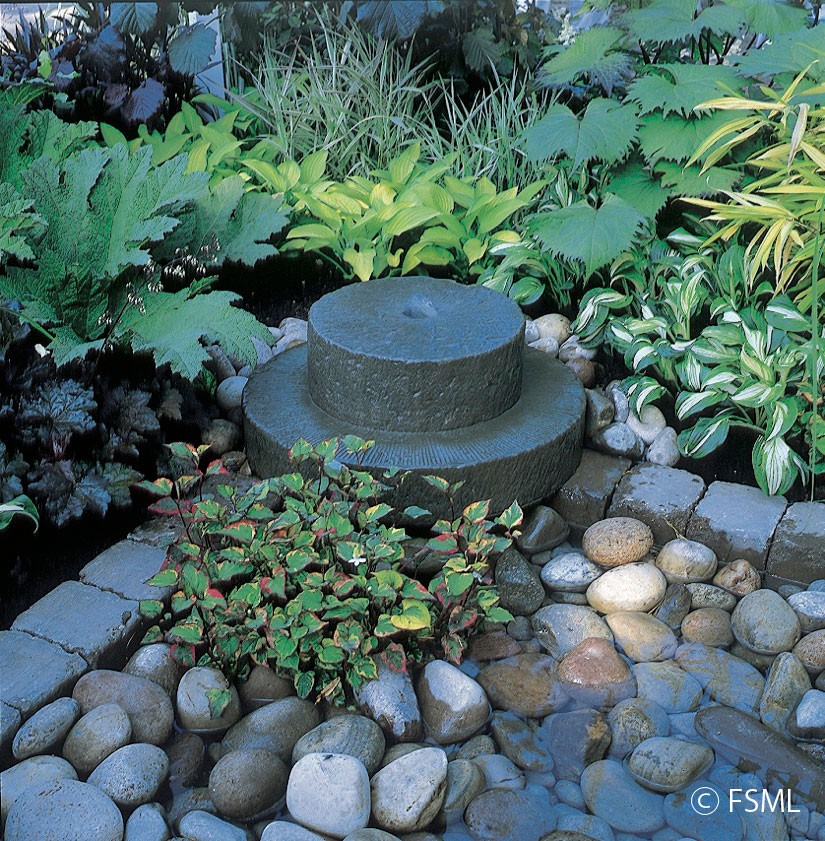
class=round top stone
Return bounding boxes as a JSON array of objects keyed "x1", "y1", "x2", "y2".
[
  {"x1": 307, "y1": 277, "x2": 526, "y2": 432},
  {"x1": 309, "y1": 276, "x2": 524, "y2": 362}
]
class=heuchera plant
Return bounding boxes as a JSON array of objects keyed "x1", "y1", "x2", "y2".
[{"x1": 137, "y1": 437, "x2": 518, "y2": 708}]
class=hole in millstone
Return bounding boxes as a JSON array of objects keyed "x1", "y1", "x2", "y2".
[{"x1": 401, "y1": 293, "x2": 438, "y2": 319}]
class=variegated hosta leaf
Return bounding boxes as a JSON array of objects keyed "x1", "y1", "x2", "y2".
[
  {"x1": 731, "y1": 381, "x2": 782, "y2": 408},
  {"x1": 767, "y1": 398, "x2": 799, "y2": 440},
  {"x1": 625, "y1": 377, "x2": 667, "y2": 415},
  {"x1": 691, "y1": 338, "x2": 739, "y2": 365},
  {"x1": 739, "y1": 349, "x2": 775, "y2": 383},
  {"x1": 676, "y1": 352, "x2": 703, "y2": 391},
  {"x1": 677, "y1": 413, "x2": 733, "y2": 458},
  {"x1": 752, "y1": 435, "x2": 805, "y2": 496},
  {"x1": 702, "y1": 369, "x2": 739, "y2": 390},
  {"x1": 675, "y1": 390, "x2": 727, "y2": 420},
  {"x1": 625, "y1": 339, "x2": 661, "y2": 372},
  {"x1": 572, "y1": 288, "x2": 632, "y2": 335}
]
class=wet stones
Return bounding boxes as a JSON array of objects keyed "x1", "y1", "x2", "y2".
[
  {"x1": 357, "y1": 663, "x2": 422, "y2": 742},
  {"x1": 581, "y1": 517, "x2": 653, "y2": 568},
  {"x1": 209, "y1": 749, "x2": 288, "y2": 820},
  {"x1": 675, "y1": 643, "x2": 765, "y2": 714},
  {"x1": 654, "y1": 539, "x2": 717, "y2": 584},
  {"x1": 731, "y1": 589, "x2": 801, "y2": 655},
  {"x1": 72, "y1": 670, "x2": 174, "y2": 746},
  {"x1": 580, "y1": 759, "x2": 666, "y2": 834},
  {"x1": 370, "y1": 747, "x2": 448, "y2": 834},
  {"x1": 176, "y1": 667, "x2": 242, "y2": 735},
  {"x1": 626, "y1": 737, "x2": 713, "y2": 793},
  {"x1": 632, "y1": 661, "x2": 703, "y2": 714},
  {"x1": 517, "y1": 506, "x2": 570, "y2": 554},
  {"x1": 12, "y1": 697, "x2": 79, "y2": 760},
  {"x1": 557, "y1": 638, "x2": 637, "y2": 708},
  {"x1": 292, "y1": 716, "x2": 385, "y2": 776},
  {"x1": 287, "y1": 753, "x2": 371, "y2": 839},
  {"x1": 62, "y1": 703, "x2": 132, "y2": 777},
  {"x1": 494, "y1": 547, "x2": 545, "y2": 616},
  {"x1": 478, "y1": 654, "x2": 567, "y2": 718},
  {"x1": 87, "y1": 743, "x2": 169, "y2": 808},
  {"x1": 417, "y1": 661, "x2": 490, "y2": 745},
  {"x1": 586, "y1": 563, "x2": 667, "y2": 614},
  {"x1": 530, "y1": 604, "x2": 613, "y2": 659},
  {"x1": 759, "y1": 652, "x2": 811, "y2": 732},
  {"x1": 606, "y1": 612, "x2": 678, "y2": 663},
  {"x1": 539, "y1": 552, "x2": 603, "y2": 593}
]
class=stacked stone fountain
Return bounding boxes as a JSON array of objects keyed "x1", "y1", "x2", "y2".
[{"x1": 244, "y1": 277, "x2": 586, "y2": 516}]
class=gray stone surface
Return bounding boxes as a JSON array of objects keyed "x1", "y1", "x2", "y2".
[
  {"x1": 245, "y1": 347, "x2": 585, "y2": 519},
  {"x1": 79, "y1": 539, "x2": 169, "y2": 602},
  {"x1": 12, "y1": 581, "x2": 142, "y2": 668},
  {"x1": 550, "y1": 449, "x2": 631, "y2": 536},
  {"x1": 0, "y1": 700, "x2": 21, "y2": 755},
  {"x1": 307, "y1": 277, "x2": 525, "y2": 432},
  {"x1": 607, "y1": 463, "x2": 706, "y2": 546},
  {"x1": 767, "y1": 501, "x2": 825, "y2": 585},
  {"x1": 0, "y1": 630, "x2": 87, "y2": 718},
  {"x1": 686, "y1": 481, "x2": 787, "y2": 569}
]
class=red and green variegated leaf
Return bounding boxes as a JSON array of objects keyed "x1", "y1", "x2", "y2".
[
  {"x1": 421, "y1": 475, "x2": 450, "y2": 493},
  {"x1": 169, "y1": 622, "x2": 203, "y2": 644},
  {"x1": 462, "y1": 499, "x2": 491, "y2": 524},
  {"x1": 427, "y1": 534, "x2": 459, "y2": 554},
  {"x1": 379, "y1": 642, "x2": 408, "y2": 673},
  {"x1": 170, "y1": 642, "x2": 197, "y2": 667},
  {"x1": 260, "y1": 569, "x2": 286, "y2": 600},
  {"x1": 294, "y1": 671, "x2": 315, "y2": 699},
  {"x1": 148, "y1": 497, "x2": 183, "y2": 517},
  {"x1": 215, "y1": 521, "x2": 255, "y2": 544},
  {"x1": 141, "y1": 625, "x2": 164, "y2": 644},
  {"x1": 389, "y1": 600, "x2": 432, "y2": 632},
  {"x1": 134, "y1": 477, "x2": 174, "y2": 497},
  {"x1": 139, "y1": 599, "x2": 165, "y2": 619},
  {"x1": 145, "y1": 569, "x2": 179, "y2": 588},
  {"x1": 496, "y1": 500, "x2": 523, "y2": 531},
  {"x1": 374, "y1": 614, "x2": 400, "y2": 637},
  {"x1": 446, "y1": 572, "x2": 475, "y2": 597},
  {"x1": 205, "y1": 688, "x2": 232, "y2": 719}
]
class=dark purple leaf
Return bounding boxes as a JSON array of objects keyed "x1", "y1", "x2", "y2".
[{"x1": 121, "y1": 78, "x2": 165, "y2": 127}]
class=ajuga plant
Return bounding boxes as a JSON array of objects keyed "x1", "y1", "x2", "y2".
[
  {"x1": 517, "y1": 0, "x2": 817, "y2": 285},
  {"x1": 138, "y1": 438, "x2": 518, "y2": 708},
  {"x1": 0, "y1": 95, "x2": 286, "y2": 382}
]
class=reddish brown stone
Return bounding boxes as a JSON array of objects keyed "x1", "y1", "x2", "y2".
[{"x1": 557, "y1": 638, "x2": 636, "y2": 708}]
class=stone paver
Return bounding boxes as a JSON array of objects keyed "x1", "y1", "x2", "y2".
[
  {"x1": 80, "y1": 539, "x2": 169, "y2": 602},
  {"x1": 607, "y1": 463, "x2": 706, "y2": 546},
  {"x1": 686, "y1": 481, "x2": 787, "y2": 570},
  {"x1": 11, "y1": 581, "x2": 142, "y2": 668},
  {"x1": 767, "y1": 501, "x2": 825, "y2": 585},
  {"x1": 551, "y1": 449, "x2": 631, "y2": 537},
  {"x1": 0, "y1": 631, "x2": 87, "y2": 718}
]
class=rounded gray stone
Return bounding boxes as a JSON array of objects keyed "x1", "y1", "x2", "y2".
[
  {"x1": 87, "y1": 742, "x2": 169, "y2": 808},
  {"x1": 125, "y1": 802, "x2": 171, "y2": 841},
  {"x1": 5, "y1": 778, "x2": 123, "y2": 841},
  {"x1": 292, "y1": 715, "x2": 385, "y2": 776},
  {"x1": 12, "y1": 697, "x2": 79, "y2": 760},
  {"x1": 307, "y1": 277, "x2": 525, "y2": 431},
  {"x1": 244, "y1": 281, "x2": 585, "y2": 519},
  {"x1": 62, "y1": 702, "x2": 132, "y2": 776}
]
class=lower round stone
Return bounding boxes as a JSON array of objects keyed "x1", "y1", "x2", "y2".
[{"x1": 244, "y1": 345, "x2": 584, "y2": 520}]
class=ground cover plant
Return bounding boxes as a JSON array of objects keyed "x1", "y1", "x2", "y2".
[{"x1": 137, "y1": 437, "x2": 518, "y2": 708}]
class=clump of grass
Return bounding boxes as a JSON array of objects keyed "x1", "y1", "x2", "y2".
[{"x1": 239, "y1": 8, "x2": 443, "y2": 179}]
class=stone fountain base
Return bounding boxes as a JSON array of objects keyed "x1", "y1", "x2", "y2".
[{"x1": 243, "y1": 277, "x2": 585, "y2": 517}]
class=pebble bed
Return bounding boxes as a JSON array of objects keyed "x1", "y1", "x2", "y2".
[{"x1": 2, "y1": 506, "x2": 824, "y2": 841}]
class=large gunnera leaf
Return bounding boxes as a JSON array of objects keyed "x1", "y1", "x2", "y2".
[
  {"x1": 538, "y1": 28, "x2": 632, "y2": 96},
  {"x1": 119, "y1": 286, "x2": 273, "y2": 381},
  {"x1": 0, "y1": 145, "x2": 208, "y2": 343},
  {"x1": 158, "y1": 176, "x2": 288, "y2": 268},
  {"x1": 167, "y1": 22, "x2": 216, "y2": 76},
  {"x1": 356, "y1": 1, "x2": 444, "y2": 40}
]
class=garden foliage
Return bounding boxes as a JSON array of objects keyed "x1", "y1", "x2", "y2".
[{"x1": 138, "y1": 438, "x2": 518, "y2": 707}]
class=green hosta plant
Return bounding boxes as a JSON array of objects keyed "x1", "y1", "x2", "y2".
[
  {"x1": 138, "y1": 438, "x2": 518, "y2": 707},
  {"x1": 280, "y1": 143, "x2": 544, "y2": 284}
]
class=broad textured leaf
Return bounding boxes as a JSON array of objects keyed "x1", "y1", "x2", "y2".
[
  {"x1": 731, "y1": 29, "x2": 825, "y2": 81},
  {"x1": 120, "y1": 287, "x2": 273, "y2": 380},
  {"x1": 656, "y1": 162, "x2": 741, "y2": 197},
  {"x1": 110, "y1": 2, "x2": 158, "y2": 35},
  {"x1": 623, "y1": 0, "x2": 746, "y2": 43},
  {"x1": 638, "y1": 111, "x2": 742, "y2": 164},
  {"x1": 122, "y1": 78, "x2": 166, "y2": 126},
  {"x1": 0, "y1": 184, "x2": 43, "y2": 263},
  {"x1": 628, "y1": 64, "x2": 742, "y2": 118},
  {"x1": 523, "y1": 99, "x2": 638, "y2": 169},
  {"x1": 538, "y1": 27, "x2": 632, "y2": 95},
  {"x1": 530, "y1": 194, "x2": 647, "y2": 277},
  {"x1": 160, "y1": 176, "x2": 287, "y2": 267},
  {"x1": 724, "y1": 0, "x2": 809, "y2": 37},
  {"x1": 5, "y1": 145, "x2": 205, "y2": 341},
  {"x1": 167, "y1": 23, "x2": 216, "y2": 76},
  {"x1": 606, "y1": 162, "x2": 670, "y2": 219},
  {"x1": 79, "y1": 25, "x2": 126, "y2": 83},
  {"x1": 463, "y1": 27, "x2": 503, "y2": 74},
  {"x1": 356, "y1": 1, "x2": 444, "y2": 40}
]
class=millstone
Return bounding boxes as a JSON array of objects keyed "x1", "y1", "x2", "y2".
[{"x1": 244, "y1": 277, "x2": 585, "y2": 517}]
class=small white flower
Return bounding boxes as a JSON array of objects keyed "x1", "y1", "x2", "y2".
[{"x1": 349, "y1": 556, "x2": 367, "y2": 568}]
